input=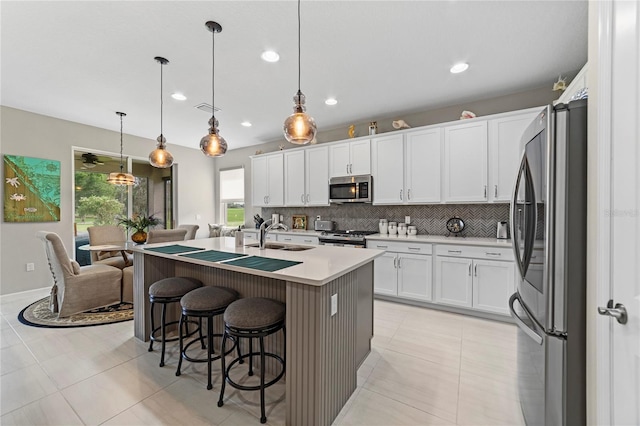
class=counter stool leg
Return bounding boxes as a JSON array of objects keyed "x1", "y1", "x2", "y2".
[
  {"x1": 175, "y1": 313, "x2": 185, "y2": 377},
  {"x1": 236, "y1": 336, "x2": 244, "y2": 364},
  {"x1": 259, "y1": 336, "x2": 267, "y2": 424},
  {"x1": 217, "y1": 332, "x2": 228, "y2": 407},
  {"x1": 199, "y1": 318, "x2": 205, "y2": 350},
  {"x1": 248, "y1": 338, "x2": 254, "y2": 376},
  {"x1": 207, "y1": 316, "x2": 214, "y2": 390},
  {"x1": 148, "y1": 302, "x2": 155, "y2": 352},
  {"x1": 160, "y1": 303, "x2": 167, "y2": 367}
]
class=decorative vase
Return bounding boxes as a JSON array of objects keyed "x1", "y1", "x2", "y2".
[{"x1": 131, "y1": 231, "x2": 147, "y2": 244}]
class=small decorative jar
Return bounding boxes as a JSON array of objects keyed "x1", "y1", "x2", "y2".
[{"x1": 368, "y1": 121, "x2": 378, "y2": 135}]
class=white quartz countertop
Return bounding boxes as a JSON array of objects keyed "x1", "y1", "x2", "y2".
[
  {"x1": 366, "y1": 233, "x2": 514, "y2": 248},
  {"x1": 131, "y1": 237, "x2": 383, "y2": 287}
]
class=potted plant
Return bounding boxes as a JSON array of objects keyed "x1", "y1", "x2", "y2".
[{"x1": 118, "y1": 214, "x2": 161, "y2": 244}]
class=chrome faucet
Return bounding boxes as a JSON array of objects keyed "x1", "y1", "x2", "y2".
[{"x1": 259, "y1": 219, "x2": 289, "y2": 248}]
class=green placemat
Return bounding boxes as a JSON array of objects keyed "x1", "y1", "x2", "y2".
[
  {"x1": 179, "y1": 250, "x2": 248, "y2": 263},
  {"x1": 144, "y1": 245, "x2": 205, "y2": 255},
  {"x1": 222, "y1": 256, "x2": 302, "y2": 272}
]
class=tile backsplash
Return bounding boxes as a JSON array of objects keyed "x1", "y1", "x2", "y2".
[{"x1": 261, "y1": 204, "x2": 510, "y2": 238}]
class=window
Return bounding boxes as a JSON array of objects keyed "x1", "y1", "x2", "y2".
[{"x1": 220, "y1": 167, "x2": 244, "y2": 226}]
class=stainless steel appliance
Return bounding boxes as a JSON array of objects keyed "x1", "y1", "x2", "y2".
[
  {"x1": 509, "y1": 100, "x2": 587, "y2": 426},
  {"x1": 318, "y1": 230, "x2": 377, "y2": 248},
  {"x1": 314, "y1": 220, "x2": 336, "y2": 231},
  {"x1": 329, "y1": 175, "x2": 372, "y2": 203},
  {"x1": 496, "y1": 221, "x2": 508, "y2": 239}
]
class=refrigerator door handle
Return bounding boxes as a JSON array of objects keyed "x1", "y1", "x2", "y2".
[
  {"x1": 509, "y1": 293, "x2": 543, "y2": 345},
  {"x1": 510, "y1": 154, "x2": 527, "y2": 278}
]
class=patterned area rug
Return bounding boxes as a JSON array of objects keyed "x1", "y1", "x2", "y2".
[{"x1": 18, "y1": 298, "x2": 133, "y2": 328}]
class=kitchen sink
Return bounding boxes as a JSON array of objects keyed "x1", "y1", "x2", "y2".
[{"x1": 246, "y1": 243, "x2": 314, "y2": 251}]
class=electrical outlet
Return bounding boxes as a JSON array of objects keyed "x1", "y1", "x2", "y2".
[
  {"x1": 26, "y1": 263, "x2": 35, "y2": 272},
  {"x1": 316, "y1": 215, "x2": 321, "y2": 221},
  {"x1": 331, "y1": 293, "x2": 338, "y2": 316}
]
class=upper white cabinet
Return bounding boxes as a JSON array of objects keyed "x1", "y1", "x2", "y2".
[
  {"x1": 487, "y1": 109, "x2": 540, "y2": 202},
  {"x1": 371, "y1": 128, "x2": 441, "y2": 205},
  {"x1": 329, "y1": 139, "x2": 371, "y2": 178},
  {"x1": 405, "y1": 128, "x2": 441, "y2": 203},
  {"x1": 251, "y1": 153, "x2": 284, "y2": 207},
  {"x1": 284, "y1": 146, "x2": 329, "y2": 207},
  {"x1": 443, "y1": 120, "x2": 488, "y2": 202},
  {"x1": 371, "y1": 134, "x2": 404, "y2": 204}
]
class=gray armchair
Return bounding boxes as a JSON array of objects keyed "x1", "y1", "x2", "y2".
[
  {"x1": 121, "y1": 228, "x2": 188, "y2": 303},
  {"x1": 87, "y1": 225, "x2": 131, "y2": 269},
  {"x1": 36, "y1": 231, "x2": 121, "y2": 318},
  {"x1": 176, "y1": 224, "x2": 199, "y2": 240}
]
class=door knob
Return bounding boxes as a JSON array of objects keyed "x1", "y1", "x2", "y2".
[{"x1": 597, "y1": 300, "x2": 628, "y2": 324}]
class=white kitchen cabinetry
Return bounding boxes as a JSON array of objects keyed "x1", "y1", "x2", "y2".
[
  {"x1": 487, "y1": 109, "x2": 540, "y2": 202},
  {"x1": 251, "y1": 153, "x2": 284, "y2": 207},
  {"x1": 284, "y1": 146, "x2": 329, "y2": 206},
  {"x1": 443, "y1": 120, "x2": 488, "y2": 202},
  {"x1": 435, "y1": 245, "x2": 514, "y2": 315},
  {"x1": 329, "y1": 139, "x2": 371, "y2": 178},
  {"x1": 371, "y1": 129, "x2": 441, "y2": 205},
  {"x1": 370, "y1": 241, "x2": 432, "y2": 301}
]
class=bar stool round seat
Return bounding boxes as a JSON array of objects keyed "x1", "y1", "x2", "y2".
[
  {"x1": 175, "y1": 286, "x2": 240, "y2": 390},
  {"x1": 148, "y1": 277, "x2": 203, "y2": 367},
  {"x1": 217, "y1": 297, "x2": 286, "y2": 424}
]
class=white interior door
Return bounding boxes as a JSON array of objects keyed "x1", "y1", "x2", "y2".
[{"x1": 595, "y1": 1, "x2": 640, "y2": 424}]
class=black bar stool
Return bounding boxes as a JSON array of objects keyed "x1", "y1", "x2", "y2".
[
  {"x1": 217, "y1": 297, "x2": 286, "y2": 424},
  {"x1": 148, "y1": 276, "x2": 203, "y2": 367},
  {"x1": 175, "y1": 286, "x2": 241, "y2": 390}
]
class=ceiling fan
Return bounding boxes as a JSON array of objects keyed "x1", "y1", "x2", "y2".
[{"x1": 80, "y1": 152, "x2": 106, "y2": 169}]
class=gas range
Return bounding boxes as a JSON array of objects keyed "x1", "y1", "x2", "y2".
[{"x1": 318, "y1": 230, "x2": 377, "y2": 247}]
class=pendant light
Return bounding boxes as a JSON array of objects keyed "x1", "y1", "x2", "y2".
[
  {"x1": 200, "y1": 21, "x2": 227, "y2": 157},
  {"x1": 149, "y1": 56, "x2": 174, "y2": 168},
  {"x1": 283, "y1": 0, "x2": 317, "y2": 145},
  {"x1": 107, "y1": 112, "x2": 135, "y2": 186}
]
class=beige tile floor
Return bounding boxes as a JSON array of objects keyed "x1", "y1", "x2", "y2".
[{"x1": 0, "y1": 287, "x2": 525, "y2": 425}]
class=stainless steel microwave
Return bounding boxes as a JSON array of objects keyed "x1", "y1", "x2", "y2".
[{"x1": 329, "y1": 175, "x2": 372, "y2": 203}]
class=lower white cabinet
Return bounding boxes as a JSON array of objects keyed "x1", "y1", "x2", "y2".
[
  {"x1": 435, "y1": 254, "x2": 514, "y2": 315},
  {"x1": 372, "y1": 242, "x2": 432, "y2": 301}
]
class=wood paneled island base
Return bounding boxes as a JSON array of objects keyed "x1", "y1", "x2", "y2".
[{"x1": 131, "y1": 238, "x2": 379, "y2": 426}]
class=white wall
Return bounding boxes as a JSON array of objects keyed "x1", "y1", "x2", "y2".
[{"x1": 0, "y1": 107, "x2": 215, "y2": 295}]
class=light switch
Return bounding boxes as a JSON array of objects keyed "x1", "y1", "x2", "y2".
[{"x1": 331, "y1": 293, "x2": 338, "y2": 316}]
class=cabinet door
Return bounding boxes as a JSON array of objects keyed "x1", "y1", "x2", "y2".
[
  {"x1": 278, "y1": 234, "x2": 319, "y2": 245},
  {"x1": 405, "y1": 128, "x2": 441, "y2": 203},
  {"x1": 443, "y1": 121, "x2": 488, "y2": 202},
  {"x1": 371, "y1": 134, "x2": 404, "y2": 204},
  {"x1": 251, "y1": 156, "x2": 268, "y2": 207},
  {"x1": 488, "y1": 112, "x2": 539, "y2": 202},
  {"x1": 373, "y1": 252, "x2": 398, "y2": 296},
  {"x1": 435, "y1": 256, "x2": 473, "y2": 307},
  {"x1": 284, "y1": 150, "x2": 306, "y2": 206},
  {"x1": 397, "y1": 254, "x2": 432, "y2": 301},
  {"x1": 305, "y1": 146, "x2": 329, "y2": 206},
  {"x1": 350, "y1": 139, "x2": 371, "y2": 175},
  {"x1": 329, "y1": 143, "x2": 351, "y2": 177},
  {"x1": 266, "y1": 154, "x2": 284, "y2": 206},
  {"x1": 472, "y1": 260, "x2": 515, "y2": 315}
]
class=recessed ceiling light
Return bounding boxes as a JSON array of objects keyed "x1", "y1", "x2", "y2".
[
  {"x1": 171, "y1": 93, "x2": 187, "y2": 101},
  {"x1": 241, "y1": 121, "x2": 252, "y2": 127},
  {"x1": 261, "y1": 50, "x2": 280, "y2": 63},
  {"x1": 450, "y1": 63, "x2": 469, "y2": 74},
  {"x1": 325, "y1": 98, "x2": 338, "y2": 106}
]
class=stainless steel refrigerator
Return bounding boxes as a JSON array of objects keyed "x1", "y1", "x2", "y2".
[{"x1": 509, "y1": 99, "x2": 587, "y2": 426}]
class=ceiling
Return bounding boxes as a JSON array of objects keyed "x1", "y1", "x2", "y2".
[{"x1": 1, "y1": 1, "x2": 588, "y2": 152}]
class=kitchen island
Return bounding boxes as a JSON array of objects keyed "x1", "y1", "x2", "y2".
[{"x1": 130, "y1": 237, "x2": 383, "y2": 426}]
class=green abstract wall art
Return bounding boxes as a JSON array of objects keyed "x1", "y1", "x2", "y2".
[{"x1": 4, "y1": 155, "x2": 61, "y2": 222}]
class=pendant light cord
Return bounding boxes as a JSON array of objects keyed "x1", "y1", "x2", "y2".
[
  {"x1": 297, "y1": 0, "x2": 301, "y2": 93},
  {"x1": 212, "y1": 26, "x2": 215, "y2": 120},
  {"x1": 119, "y1": 114, "x2": 124, "y2": 172},
  {"x1": 160, "y1": 62, "x2": 164, "y2": 138}
]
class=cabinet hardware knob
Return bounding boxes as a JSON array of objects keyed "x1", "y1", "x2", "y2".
[
  {"x1": 468, "y1": 263, "x2": 472, "y2": 276},
  {"x1": 393, "y1": 257, "x2": 397, "y2": 268},
  {"x1": 494, "y1": 185, "x2": 498, "y2": 198},
  {"x1": 400, "y1": 189, "x2": 403, "y2": 201},
  {"x1": 448, "y1": 250, "x2": 462, "y2": 254},
  {"x1": 474, "y1": 264, "x2": 478, "y2": 276},
  {"x1": 408, "y1": 189, "x2": 411, "y2": 200},
  {"x1": 408, "y1": 247, "x2": 420, "y2": 250},
  {"x1": 486, "y1": 252, "x2": 501, "y2": 256},
  {"x1": 484, "y1": 185, "x2": 487, "y2": 198}
]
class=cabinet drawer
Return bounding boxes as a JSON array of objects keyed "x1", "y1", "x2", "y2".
[
  {"x1": 367, "y1": 240, "x2": 432, "y2": 255},
  {"x1": 435, "y1": 245, "x2": 513, "y2": 261},
  {"x1": 277, "y1": 234, "x2": 319, "y2": 245}
]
